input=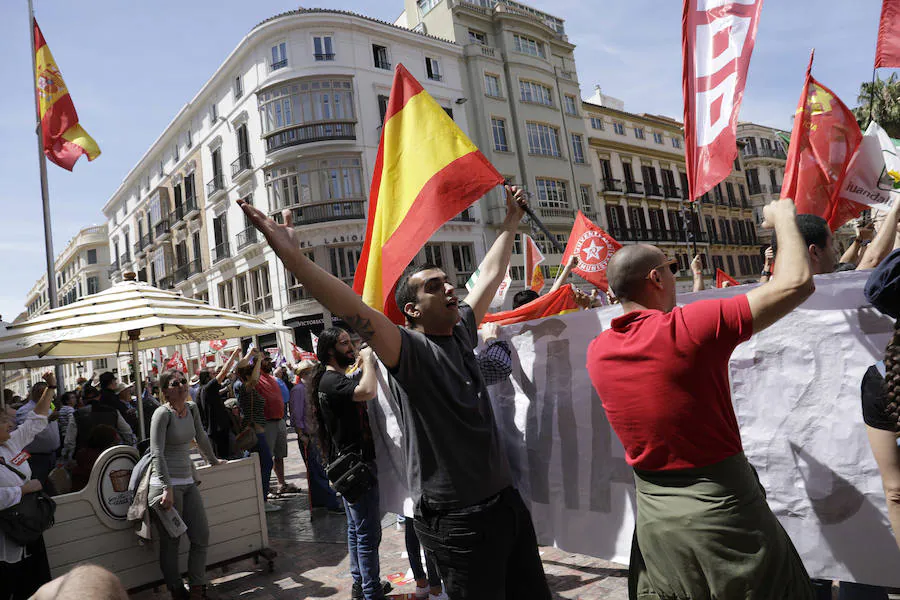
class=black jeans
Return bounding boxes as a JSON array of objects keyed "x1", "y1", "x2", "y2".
[
  {"x1": 413, "y1": 487, "x2": 551, "y2": 600},
  {"x1": 404, "y1": 519, "x2": 441, "y2": 587},
  {"x1": 0, "y1": 535, "x2": 51, "y2": 599}
]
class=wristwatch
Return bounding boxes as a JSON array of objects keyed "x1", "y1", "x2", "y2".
[{"x1": 761, "y1": 269, "x2": 772, "y2": 277}]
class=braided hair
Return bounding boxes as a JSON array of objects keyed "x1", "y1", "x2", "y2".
[{"x1": 882, "y1": 320, "x2": 900, "y2": 432}]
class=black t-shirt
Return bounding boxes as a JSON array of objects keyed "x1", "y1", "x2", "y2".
[
  {"x1": 202, "y1": 379, "x2": 230, "y2": 433},
  {"x1": 862, "y1": 363, "x2": 898, "y2": 432},
  {"x1": 318, "y1": 369, "x2": 375, "y2": 461}
]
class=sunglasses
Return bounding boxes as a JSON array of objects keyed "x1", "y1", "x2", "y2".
[
  {"x1": 167, "y1": 379, "x2": 187, "y2": 389},
  {"x1": 646, "y1": 258, "x2": 679, "y2": 278}
]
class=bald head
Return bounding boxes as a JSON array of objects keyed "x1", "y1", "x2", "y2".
[{"x1": 606, "y1": 244, "x2": 665, "y2": 302}]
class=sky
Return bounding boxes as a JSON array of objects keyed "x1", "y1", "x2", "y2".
[{"x1": 0, "y1": 0, "x2": 893, "y2": 321}]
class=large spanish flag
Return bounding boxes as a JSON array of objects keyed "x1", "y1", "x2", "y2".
[
  {"x1": 34, "y1": 19, "x2": 100, "y2": 171},
  {"x1": 481, "y1": 284, "x2": 580, "y2": 327},
  {"x1": 353, "y1": 64, "x2": 503, "y2": 322}
]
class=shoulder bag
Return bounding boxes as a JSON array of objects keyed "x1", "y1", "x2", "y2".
[{"x1": 0, "y1": 458, "x2": 56, "y2": 545}]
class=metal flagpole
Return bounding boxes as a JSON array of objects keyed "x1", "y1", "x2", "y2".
[
  {"x1": 867, "y1": 66, "x2": 878, "y2": 129},
  {"x1": 28, "y1": 0, "x2": 65, "y2": 392}
]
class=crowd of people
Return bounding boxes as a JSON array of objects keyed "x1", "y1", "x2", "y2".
[{"x1": 3, "y1": 185, "x2": 900, "y2": 599}]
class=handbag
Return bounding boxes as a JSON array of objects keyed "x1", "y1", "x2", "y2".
[
  {"x1": 325, "y1": 450, "x2": 374, "y2": 504},
  {"x1": 235, "y1": 388, "x2": 259, "y2": 452},
  {"x1": 0, "y1": 459, "x2": 56, "y2": 545}
]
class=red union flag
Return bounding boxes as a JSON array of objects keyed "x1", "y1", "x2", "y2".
[
  {"x1": 522, "y1": 234, "x2": 546, "y2": 292},
  {"x1": 683, "y1": 0, "x2": 764, "y2": 200},
  {"x1": 560, "y1": 212, "x2": 621, "y2": 292}
]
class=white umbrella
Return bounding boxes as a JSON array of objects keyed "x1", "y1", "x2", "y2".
[{"x1": 0, "y1": 273, "x2": 285, "y2": 437}]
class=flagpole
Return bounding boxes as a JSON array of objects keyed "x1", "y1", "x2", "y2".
[
  {"x1": 28, "y1": 0, "x2": 64, "y2": 391},
  {"x1": 867, "y1": 66, "x2": 878, "y2": 128}
]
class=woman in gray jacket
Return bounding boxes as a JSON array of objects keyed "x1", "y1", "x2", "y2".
[{"x1": 149, "y1": 369, "x2": 223, "y2": 600}]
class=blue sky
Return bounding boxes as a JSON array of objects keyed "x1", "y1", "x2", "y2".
[{"x1": 0, "y1": 0, "x2": 892, "y2": 321}]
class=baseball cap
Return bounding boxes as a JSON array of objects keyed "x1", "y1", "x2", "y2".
[{"x1": 865, "y1": 248, "x2": 900, "y2": 319}]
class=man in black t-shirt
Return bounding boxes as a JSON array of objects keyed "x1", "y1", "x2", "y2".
[
  {"x1": 315, "y1": 328, "x2": 387, "y2": 600},
  {"x1": 239, "y1": 184, "x2": 550, "y2": 599},
  {"x1": 201, "y1": 348, "x2": 241, "y2": 459}
]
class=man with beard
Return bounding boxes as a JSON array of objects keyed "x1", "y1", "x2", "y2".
[{"x1": 255, "y1": 353, "x2": 298, "y2": 497}]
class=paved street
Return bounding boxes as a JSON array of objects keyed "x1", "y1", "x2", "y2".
[{"x1": 132, "y1": 431, "x2": 630, "y2": 599}]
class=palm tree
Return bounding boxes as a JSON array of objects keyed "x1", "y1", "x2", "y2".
[{"x1": 854, "y1": 73, "x2": 900, "y2": 138}]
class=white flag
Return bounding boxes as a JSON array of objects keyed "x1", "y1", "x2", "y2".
[
  {"x1": 834, "y1": 121, "x2": 900, "y2": 213},
  {"x1": 310, "y1": 331, "x2": 319, "y2": 354},
  {"x1": 465, "y1": 265, "x2": 512, "y2": 309}
]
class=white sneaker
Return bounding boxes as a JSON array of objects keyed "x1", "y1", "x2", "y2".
[
  {"x1": 414, "y1": 585, "x2": 429, "y2": 599},
  {"x1": 264, "y1": 501, "x2": 282, "y2": 512}
]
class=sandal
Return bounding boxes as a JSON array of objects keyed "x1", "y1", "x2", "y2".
[{"x1": 279, "y1": 483, "x2": 301, "y2": 494}]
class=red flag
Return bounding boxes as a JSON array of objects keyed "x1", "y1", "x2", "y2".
[
  {"x1": 560, "y1": 212, "x2": 621, "y2": 292},
  {"x1": 715, "y1": 268, "x2": 740, "y2": 288},
  {"x1": 682, "y1": 0, "x2": 763, "y2": 200},
  {"x1": 876, "y1": 0, "x2": 900, "y2": 68},
  {"x1": 522, "y1": 234, "x2": 546, "y2": 292},
  {"x1": 209, "y1": 339, "x2": 227, "y2": 351},
  {"x1": 165, "y1": 352, "x2": 187, "y2": 373},
  {"x1": 482, "y1": 284, "x2": 580, "y2": 327},
  {"x1": 781, "y1": 52, "x2": 863, "y2": 230}
]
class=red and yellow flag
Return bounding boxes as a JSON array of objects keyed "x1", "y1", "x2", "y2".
[
  {"x1": 523, "y1": 234, "x2": 545, "y2": 292},
  {"x1": 482, "y1": 284, "x2": 580, "y2": 327},
  {"x1": 34, "y1": 19, "x2": 100, "y2": 171},
  {"x1": 353, "y1": 64, "x2": 503, "y2": 321}
]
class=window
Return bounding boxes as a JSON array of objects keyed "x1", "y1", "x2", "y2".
[
  {"x1": 219, "y1": 280, "x2": 235, "y2": 310},
  {"x1": 186, "y1": 128, "x2": 192, "y2": 149},
  {"x1": 373, "y1": 44, "x2": 390, "y2": 70},
  {"x1": 423, "y1": 244, "x2": 444, "y2": 268},
  {"x1": 330, "y1": 245, "x2": 362, "y2": 284},
  {"x1": 672, "y1": 137, "x2": 682, "y2": 149},
  {"x1": 653, "y1": 132, "x2": 663, "y2": 144},
  {"x1": 590, "y1": 117, "x2": 604, "y2": 130},
  {"x1": 285, "y1": 255, "x2": 313, "y2": 304},
  {"x1": 525, "y1": 122, "x2": 561, "y2": 157},
  {"x1": 378, "y1": 94, "x2": 389, "y2": 124},
  {"x1": 519, "y1": 80, "x2": 552, "y2": 106},
  {"x1": 513, "y1": 34, "x2": 546, "y2": 58},
  {"x1": 491, "y1": 118, "x2": 509, "y2": 152},
  {"x1": 451, "y1": 244, "x2": 476, "y2": 286},
  {"x1": 571, "y1": 134, "x2": 585, "y2": 163},
  {"x1": 209, "y1": 103, "x2": 218, "y2": 123},
  {"x1": 580, "y1": 185, "x2": 592, "y2": 212},
  {"x1": 271, "y1": 42, "x2": 287, "y2": 70},
  {"x1": 94, "y1": 358, "x2": 108, "y2": 370},
  {"x1": 468, "y1": 29, "x2": 487, "y2": 45},
  {"x1": 313, "y1": 35, "x2": 334, "y2": 61},
  {"x1": 87, "y1": 249, "x2": 97, "y2": 264},
  {"x1": 417, "y1": 0, "x2": 441, "y2": 15},
  {"x1": 535, "y1": 178, "x2": 569, "y2": 208},
  {"x1": 250, "y1": 265, "x2": 273, "y2": 313},
  {"x1": 484, "y1": 73, "x2": 502, "y2": 97},
  {"x1": 235, "y1": 274, "x2": 251, "y2": 313},
  {"x1": 265, "y1": 156, "x2": 363, "y2": 212},
  {"x1": 425, "y1": 57, "x2": 442, "y2": 81},
  {"x1": 634, "y1": 127, "x2": 645, "y2": 140},
  {"x1": 234, "y1": 75, "x2": 243, "y2": 99},
  {"x1": 87, "y1": 276, "x2": 100, "y2": 295},
  {"x1": 173, "y1": 143, "x2": 179, "y2": 162},
  {"x1": 564, "y1": 95, "x2": 578, "y2": 116},
  {"x1": 613, "y1": 122, "x2": 625, "y2": 135},
  {"x1": 257, "y1": 79, "x2": 355, "y2": 134}
]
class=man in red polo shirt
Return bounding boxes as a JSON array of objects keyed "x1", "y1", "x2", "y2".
[
  {"x1": 587, "y1": 198, "x2": 816, "y2": 599},
  {"x1": 256, "y1": 354, "x2": 298, "y2": 497}
]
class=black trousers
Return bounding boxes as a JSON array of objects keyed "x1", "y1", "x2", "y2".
[
  {"x1": 413, "y1": 487, "x2": 551, "y2": 600},
  {"x1": 0, "y1": 535, "x2": 51, "y2": 600}
]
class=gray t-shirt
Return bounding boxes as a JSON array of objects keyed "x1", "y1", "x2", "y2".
[
  {"x1": 150, "y1": 401, "x2": 218, "y2": 486},
  {"x1": 389, "y1": 303, "x2": 512, "y2": 510}
]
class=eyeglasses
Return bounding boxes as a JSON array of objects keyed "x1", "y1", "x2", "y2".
[
  {"x1": 167, "y1": 379, "x2": 187, "y2": 389},
  {"x1": 646, "y1": 258, "x2": 679, "y2": 278}
]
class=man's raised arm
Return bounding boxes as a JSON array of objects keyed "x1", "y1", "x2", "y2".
[
  {"x1": 238, "y1": 200, "x2": 402, "y2": 368},
  {"x1": 464, "y1": 185, "x2": 526, "y2": 324}
]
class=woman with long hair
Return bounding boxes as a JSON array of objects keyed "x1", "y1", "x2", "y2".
[{"x1": 149, "y1": 369, "x2": 223, "y2": 600}]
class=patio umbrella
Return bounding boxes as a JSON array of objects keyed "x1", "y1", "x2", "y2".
[{"x1": 0, "y1": 273, "x2": 285, "y2": 437}]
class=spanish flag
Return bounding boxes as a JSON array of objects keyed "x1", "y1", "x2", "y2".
[
  {"x1": 481, "y1": 284, "x2": 580, "y2": 327},
  {"x1": 353, "y1": 64, "x2": 502, "y2": 322},
  {"x1": 34, "y1": 19, "x2": 100, "y2": 171}
]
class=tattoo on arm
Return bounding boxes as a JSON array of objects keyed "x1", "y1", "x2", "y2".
[{"x1": 343, "y1": 314, "x2": 375, "y2": 342}]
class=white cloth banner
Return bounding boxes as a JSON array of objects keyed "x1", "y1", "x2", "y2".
[
  {"x1": 370, "y1": 271, "x2": 900, "y2": 586},
  {"x1": 835, "y1": 120, "x2": 900, "y2": 213}
]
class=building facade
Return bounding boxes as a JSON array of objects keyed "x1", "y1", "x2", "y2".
[
  {"x1": 19, "y1": 224, "x2": 113, "y2": 391},
  {"x1": 737, "y1": 122, "x2": 787, "y2": 245},
  {"x1": 102, "y1": 8, "x2": 487, "y2": 368}
]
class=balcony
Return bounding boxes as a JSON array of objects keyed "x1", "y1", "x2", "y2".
[
  {"x1": 206, "y1": 174, "x2": 225, "y2": 199},
  {"x1": 748, "y1": 183, "x2": 771, "y2": 196},
  {"x1": 212, "y1": 242, "x2": 231, "y2": 264},
  {"x1": 772, "y1": 183, "x2": 782, "y2": 194},
  {"x1": 264, "y1": 121, "x2": 356, "y2": 153},
  {"x1": 170, "y1": 196, "x2": 199, "y2": 229},
  {"x1": 601, "y1": 178, "x2": 623, "y2": 194},
  {"x1": 107, "y1": 261, "x2": 119, "y2": 278},
  {"x1": 287, "y1": 286, "x2": 307, "y2": 305},
  {"x1": 743, "y1": 146, "x2": 787, "y2": 160},
  {"x1": 236, "y1": 227, "x2": 259, "y2": 250},
  {"x1": 450, "y1": 210, "x2": 477, "y2": 222},
  {"x1": 173, "y1": 259, "x2": 202, "y2": 284},
  {"x1": 314, "y1": 53, "x2": 335, "y2": 61},
  {"x1": 645, "y1": 183, "x2": 663, "y2": 197},
  {"x1": 271, "y1": 59, "x2": 287, "y2": 70},
  {"x1": 537, "y1": 206, "x2": 575, "y2": 220},
  {"x1": 624, "y1": 181, "x2": 644, "y2": 196},
  {"x1": 274, "y1": 200, "x2": 366, "y2": 226},
  {"x1": 428, "y1": 74, "x2": 443, "y2": 82},
  {"x1": 153, "y1": 218, "x2": 170, "y2": 240},
  {"x1": 231, "y1": 152, "x2": 252, "y2": 178},
  {"x1": 464, "y1": 43, "x2": 497, "y2": 59},
  {"x1": 375, "y1": 59, "x2": 392, "y2": 70},
  {"x1": 663, "y1": 185, "x2": 682, "y2": 199},
  {"x1": 157, "y1": 275, "x2": 175, "y2": 290},
  {"x1": 119, "y1": 253, "x2": 130, "y2": 268}
]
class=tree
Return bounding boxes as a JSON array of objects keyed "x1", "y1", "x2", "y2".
[{"x1": 853, "y1": 73, "x2": 900, "y2": 139}]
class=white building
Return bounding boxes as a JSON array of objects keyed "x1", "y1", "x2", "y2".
[{"x1": 101, "y1": 8, "x2": 488, "y2": 370}]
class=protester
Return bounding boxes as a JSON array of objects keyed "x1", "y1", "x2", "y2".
[
  {"x1": 0, "y1": 371, "x2": 56, "y2": 599},
  {"x1": 312, "y1": 328, "x2": 389, "y2": 600},
  {"x1": 255, "y1": 354, "x2": 297, "y2": 497},
  {"x1": 15, "y1": 381, "x2": 60, "y2": 489},
  {"x1": 149, "y1": 368, "x2": 223, "y2": 600},
  {"x1": 201, "y1": 348, "x2": 240, "y2": 460},
  {"x1": 586, "y1": 198, "x2": 816, "y2": 598},
  {"x1": 70, "y1": 424, "x2": 120, "y2": 491},
  {"x1": 195, "y1": 371, "x2": 211, "y2": 430},
  {"x1": 477, "y1": 321, "x2": 513, "y2": 386},
  {"x1": 239, "y1": 184, "x2": 552, "y2": 599},
  {"x1": 98, "y1": 372, "x2": 130, "y2": 424},
  {"x1": 839, "y1": 219, "x2": 876, "y2": 268},
  {"x1": 691, "y1": 253, "x2": 705, "y2": 292},
  {"x1": 56, "y1": 391, "x2": 77, "y2": 447},
  {"x1": 288, "y1": 360, "x2": 342, "y2": 514},
  {"x1": 236, "y1": 349, "x2": 278, "y2": 512},
  {"x1": 511, "y1": 289, "x2": 539, "y2": 309},
  {"x1": 62, "y1": 384, "x2": 135, "y2": 465},
  {"x1": 858, "y1": 201, "x2": 900, "y2": 270},
  {"x1": 760, "y1": 246, "x2": 774, "y2": 283},
  {"x1": 188, "y1": 374, "x2": 201, "y2": 405}
]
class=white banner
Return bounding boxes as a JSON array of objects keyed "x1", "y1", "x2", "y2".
[
  {"x1": 370, "y1": 271, "x2": 900, "y2": 585},
  {"x1": 836, "y1": 120, "x2": 900, "y2": 213}
]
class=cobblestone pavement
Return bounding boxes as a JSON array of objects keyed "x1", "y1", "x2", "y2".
[{"x1": 131, "y1": 431, "x2": 630, "y2": 599}]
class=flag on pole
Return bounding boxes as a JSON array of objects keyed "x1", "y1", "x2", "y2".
[
  {"x1": 165, "y1": 352, "x2": 187, "y2": 373},
  {"x1": 781, "y1": 52, "x2": 863, "y2": 230},
  {"x1": 522, "y1": 234, "x2": 546, "y2": 292},
  {"x1": 465, "y1": 265, "x2": 512, "y2": 309},
  {"x1": 352, "y1": 64, "x2": 503, "y2": 323},
  {"x1": 310, "y1": 332, "x2": 319, "y2": 355},
  {"x1": 876, "y1": 0, "x2": 900, "y2": 68},
  {"x1": 831, "y1": 121, "x2": 900, "y2": 216},
  {"x1": 716, "y1": 268, "x2": 740, "y2": 288},
  {"x1": 482, "y1": 284, "x2": 580, "y2": 327},
  {"x1": 33, "y1": 20, "x2": 100, "y2": 171},
  {"x1": 560, "y1": 212, "x2": 621, "y2": 291},
  {"x1": 682, "y1": 0, "x2": 763, "y2": 200}
]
